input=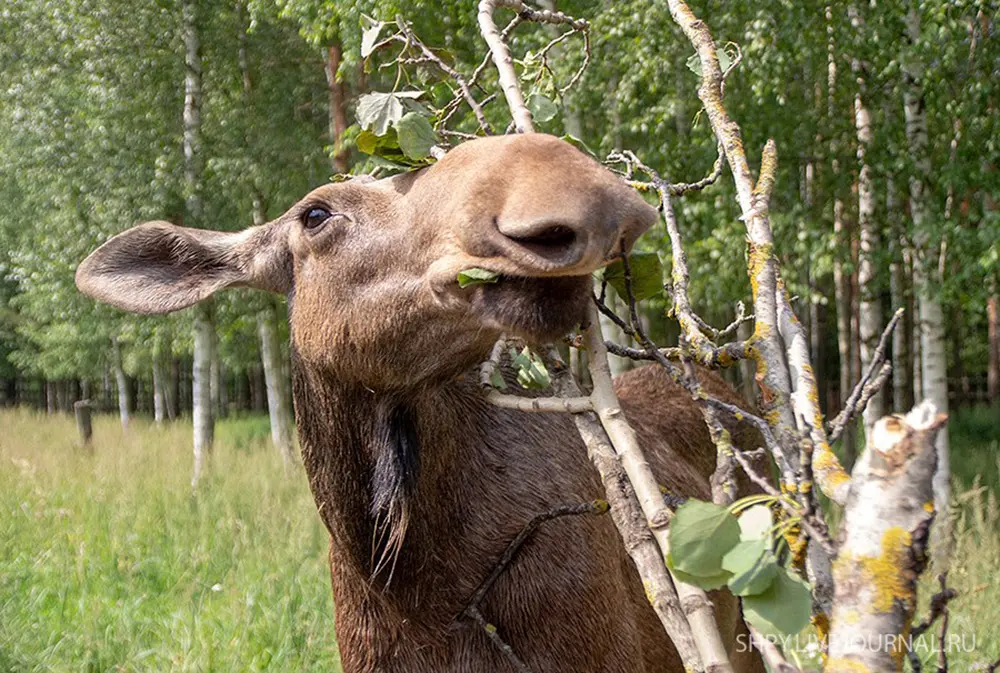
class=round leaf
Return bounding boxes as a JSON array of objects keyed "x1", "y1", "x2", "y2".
[
  {"x1": 602, "y1": 251, "x2": 665, "y2": 301},
  {"x1": 738, "y1": 504, "x2": 774, "y2": 542},
  {"x1": 394, "y1": 112, "x2": 437, "y2": 161},
  {"x1": 742, "y1": 566, "x2": 813, "y2": 637},
  {"x1": 722, "y1": 538, "x2": 778, "y2": 596},
  {"x1": 668, "y1": 499, "x2": 741, "y2": 579},
  {"x1": 526, "y1": 92, "x2": 558, "y2": 124}
]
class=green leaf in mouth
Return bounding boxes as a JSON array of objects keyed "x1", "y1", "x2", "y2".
[{"x1": 457, "y1": 268, "x2": 500, "y2": 288}]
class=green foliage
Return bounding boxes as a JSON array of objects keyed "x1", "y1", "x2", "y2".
[
  {"x1": 0, "y1": 410, "x2": 342, "y2": 672},
  {"x1": 509, "y1": 346, "x2": 551, "y2": 390},
  {"x1": 667, "y1": 499, "x2": 740, "y2": 589},
  {"x1": 456, "y1": 268, "x2": 500, "y2": 288},
  {"x1": 602, "y1": 251, "x2": 665, "y2": 302}
]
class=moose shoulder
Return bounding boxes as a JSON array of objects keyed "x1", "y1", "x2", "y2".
[{"x1": 76, "y1": 134, "x2": 764, "y2": 673}]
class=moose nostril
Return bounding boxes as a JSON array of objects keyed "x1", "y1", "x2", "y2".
[
  {"x1": 505, "y1": 224, "x2": 577, "y2": 253},
  {"x1": 494, "y1": 216, "x2": 588, "y2": 269}
]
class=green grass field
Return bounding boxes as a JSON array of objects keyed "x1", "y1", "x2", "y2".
[{"x1": 1, "y1": 406, "x2": 997, "y2": 672}]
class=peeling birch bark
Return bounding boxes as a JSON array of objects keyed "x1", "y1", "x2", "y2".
[{"x1": 827, "y1": 402, "x2": 947, "y2": 673}]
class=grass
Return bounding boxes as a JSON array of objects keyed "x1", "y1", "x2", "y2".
[
  {"x1": 0, "y1": 409, "x2": 340, "y2": 672},
  {"x1": 0, "y1": 405, "x2": 997, "y2": 672}
]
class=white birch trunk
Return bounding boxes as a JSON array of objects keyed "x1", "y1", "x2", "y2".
[
  {"x1": 192, "y1": 302, "x2": 214, "y2": 487},
  {"x1": 828, "y1": 6, "x2": 856, "y2": 460},
  {"x1": 152, "y1": 355, "x2": 166, "y2": 424},
  {"x1": 902, "y1": 5, "x2": 950, "y2": 566},
  {"x1": 258, "y1": 301, "x2": 295, "y2": 468},
  {"x1": 183, "y1": 0, "x2": 212, "y2": 486},
  {"x1": 851, "y1": 25, "x2": 884, "y2": 435},
  {"x1": 111, "y1": 337, "x2": 130, "y2": 430}
]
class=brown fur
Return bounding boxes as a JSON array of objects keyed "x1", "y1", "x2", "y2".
[{"x1": 75, "y1": 134, "x2": 764, "y2": 673}]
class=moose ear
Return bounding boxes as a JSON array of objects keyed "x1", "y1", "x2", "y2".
[{"x1": 76, "y1": 221, "x2": 291, "y2": 315}]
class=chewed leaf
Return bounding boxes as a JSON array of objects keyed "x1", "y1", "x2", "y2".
[
  {"x1": 360, "y1": 15, "x2": 385, "y2": 59},
  {"x1": 457, "y1": 268, "x2": 500, "y2": 288},
  {"x1": 357, "y1": 91, "x2": 424, "y2": 136}
]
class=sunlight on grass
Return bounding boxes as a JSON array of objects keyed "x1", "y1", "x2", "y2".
[
  {"x1": 0, "y1": 407, "x2": 997, "y2": 672},
  {"x1": 0, "y1": 409, "x2": 341, "y2": 672}
]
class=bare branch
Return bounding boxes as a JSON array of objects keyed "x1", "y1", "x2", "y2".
[
  {"x1": 466, "y1": 606, "x2": 533, "y2": 673},
  {"x1": 395, "y1": 18, "x2": 493, "y2": 134},
  {"x1": 748, "y1": 626, "x2": 802, "y2": 673},
  {"x1": 478, "y1": 0, "x2": 534, "y2": 133},
  {"x1": 485, "y1": 390, "x2": 593, "y2": 413},
  {"x1": 776, "y1": 286, "x2": 850, "y2": 506},
  {"x1": 581, "y1": 302, "x2": 734, "y2": 673},
  {"x1": 827, "y1": 308, "x2": 904, "y2": 443},
  {"x1": 549, "y1": 359, "x2": 705, "y2": 671}
]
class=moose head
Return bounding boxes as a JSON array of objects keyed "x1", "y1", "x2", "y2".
[{"x1": 76, "y1": 134, "x2": 656, "y2": 388}]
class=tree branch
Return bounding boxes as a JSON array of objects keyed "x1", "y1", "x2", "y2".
[{"x1": 478, "y1": 0, "x2": 534, "y2": 133}]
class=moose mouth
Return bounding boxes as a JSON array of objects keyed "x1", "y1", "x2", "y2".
[{"x1": 469, "y1": 273, "x2": 592, "y2": 341}]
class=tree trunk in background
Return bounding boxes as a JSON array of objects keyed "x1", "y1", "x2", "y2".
[
  {"x1": 183, "y1": 0, "x2": 213, "y2": 487},
  {"x1": 111, "y1": 337, "x2": 130, "y2": 430},
  {"x1": 169, "y1": 356, "x2": 180, "y2": 420},
  {"x1": 45, "y1": 381, "x2": 55, "y2": 414},
  {"x1": 152, "y1": 354, "x2": 166, "y2": 424},
  {"x1": 258, "y1": 300, "x2": 295, "y2": 467},
  {"x1": 324, "y1": 40, "x2": 350, "y2": 174},
  {"x1": 828, "y1": 6, "x2": 856, "y2": 462},
  {"x1": 890, "y1": 250, "x2": 913, "y2": 412},
  {"x1": 192, "y1": 302, "x2": 215, "y2": 487},
  {"x1": 833, "y1": 203, "x2": 856, "y2": 462},
  {"x1": 989, "y1": 288, "x2": 999, "y2": 405},
  {"x1": 903, "y1": 5, "x2": 949, "y2": 566},
  {"x1": 851, "y1": 25, "x2": 883, "y2": 435}
]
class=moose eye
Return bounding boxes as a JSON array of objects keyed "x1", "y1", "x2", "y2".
[{"x1": 303, "y1": 207, "x2": 332, "y2": 231}]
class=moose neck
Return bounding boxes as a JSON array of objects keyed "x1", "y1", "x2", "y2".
[{"x1": 291, "y1": 356, "x2": 514, "y2": 617}]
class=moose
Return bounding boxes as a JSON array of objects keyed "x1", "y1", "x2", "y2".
[{"x1": 77, "y1": 134, "x2": 764, "y2": 673}]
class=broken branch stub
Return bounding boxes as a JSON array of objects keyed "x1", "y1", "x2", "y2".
[{"x1": 827, "y1": 402, "x2": 948, "y2": 673}]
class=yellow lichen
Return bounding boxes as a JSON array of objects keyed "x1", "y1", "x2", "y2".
[
  {"x1": 826, "y1": 658, "x2": 869, "y2": 673},
  {"x1": 860, "y1": 527, "x2": 914, "y2": 613},
  {"x1": 923, "y1": 501, "x2": 935, "y2": 514}
]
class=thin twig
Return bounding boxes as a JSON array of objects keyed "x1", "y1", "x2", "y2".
[
  {"x1": 464, "y1": 501, "x2": 604, "y2": 614},
  {"x1": 827, "y1": 308, "x2": 904, "y2": 443},
  {"x1": 466, "y1": 605, "x2": 532, "y2": 673},
  {"x1": 395, "y1": 18, "x2": 493, "y2": 134}
]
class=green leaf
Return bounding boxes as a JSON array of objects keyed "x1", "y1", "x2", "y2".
[
  {"x1": 667, "y1": 560, "x2": 732, "y2": 591},
  {"x1": 560, "y1": 134, "x2": 596, "y2": 158},
  {"x1": 738, "y1": 504, "x2": 774, "y2": 542},
  {"x1": 526, "y1": 92, "x2": 559, "y2": 124},
  {"x1": 457, "y1": 267, "x2": 500, "y2": 288},
  {"x1": 718, "y1": 48, "x2": 733, "y2": 73},
  {"x1": 510, "y1": 346, "x2": 550, "y2": 390},
  {"x1": 722, "y1": 538, "x2": 778, "y2": 596},
  {"x1": 686, "y1": 53, "x2": 702, "y2": 76},
  {"x1": 687, "y1": 50, "x2": 731, "y2": 75},
  {"x1": 489, "y1": 368, "x2": 507, "y2": 391},
  {"x1": 668, "y1": 499, "x2": 741, "y2": 581},
  {"x1": 360, "y1": 15, "x2": 385, "y2": 59},
  {"x1": 394, "y1": 112, "x2": 437, "y2": 161},
  {"x1": 742, "y1": 567, "x2": 813, "y2": 637},
  {"x1": 602, "y1": 251, "x2": 664, "y2": 301},
  {"x1": 356, "y1": 91, "x2": 424, "y2": 136}
]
